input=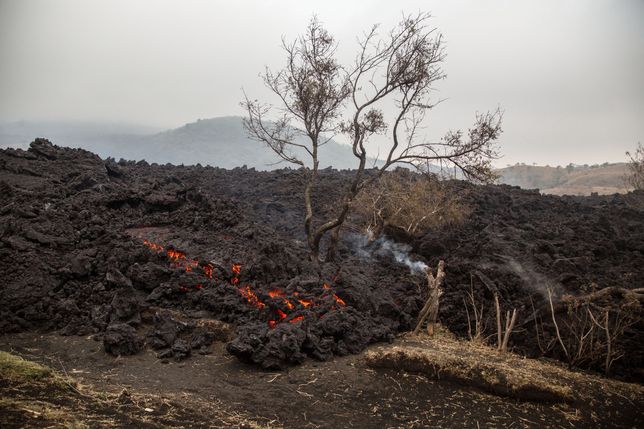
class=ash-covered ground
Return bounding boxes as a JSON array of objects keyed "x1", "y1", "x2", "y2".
[{"x1": 1, "y1": 139, "x2": 642, "y2": 378}]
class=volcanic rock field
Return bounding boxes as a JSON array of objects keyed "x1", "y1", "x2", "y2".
[{"x1": 1, "y1": 139, "x2": 642, "y2": 378}]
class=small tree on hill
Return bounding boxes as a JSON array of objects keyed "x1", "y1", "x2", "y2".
[
  {"x1": 626, "y1": 143, "x2": 643, "y2": 190},
  {"x1": 242, "y1": 13, "x2": 502, "y2": 266}
]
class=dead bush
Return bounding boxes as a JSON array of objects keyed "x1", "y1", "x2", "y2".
[
  {"x1": 625, "y1": 143, "x2": 644, "y2": 190},
  {"x1": 545, "y1": 286, "x2": 642, "y2": 375},
  {"x1": 351, "y1": 170, "x2": 469, "y2": 241}
]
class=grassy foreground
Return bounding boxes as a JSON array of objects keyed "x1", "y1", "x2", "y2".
[{"x1": 0, "y1": 351, "x2": 273, "y2": 429}]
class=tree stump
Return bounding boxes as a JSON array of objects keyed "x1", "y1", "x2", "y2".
[{"x1": 413, "y1": 260, "x2": 445, "y2": 336}]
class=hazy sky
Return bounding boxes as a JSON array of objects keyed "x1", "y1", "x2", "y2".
[{"x1": 1, "y1": 0, "x2": 643, "y2": 166}]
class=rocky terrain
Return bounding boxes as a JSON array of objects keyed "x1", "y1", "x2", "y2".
[{"x1": 1, "y1": 139, "x2": 642, "y2": 378}]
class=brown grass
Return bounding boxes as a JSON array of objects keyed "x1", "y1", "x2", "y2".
[
  {"x1": 0, "y1": 351, "x2": 276, "y2": 429},
  {"x1": 364, "y1": 333, "x2": 643, "y2": 405}
]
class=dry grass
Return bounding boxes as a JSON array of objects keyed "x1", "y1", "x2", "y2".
[
  {"x1": 364, "y1": 333, "x2": 643, "y2": 405},
  {"x1": 352, "y1": 170, "x2": 470, "y2": 239},
  {"x1": 499, "y1": 163, "x2": 634, "y2": 195},
  {"x1": 0, "y1": 350, "x2": 277, "y2": 429},
  {"x1": 0, "y1": 351, "x2": 53, "y2": 383}
]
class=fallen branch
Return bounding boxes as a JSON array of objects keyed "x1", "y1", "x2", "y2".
[{"x1": 547, "y1": 287, "x2": 569, "y2": 360}]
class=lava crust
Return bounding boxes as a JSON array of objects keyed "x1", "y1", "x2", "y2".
[{"x1": 1, "y1": 139, "x2": 642, "y2": 376}]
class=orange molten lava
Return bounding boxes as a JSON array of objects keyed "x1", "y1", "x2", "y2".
[
  {"x1": 230, "y1": 263, "x2": 242, "y2": 285},
  {"x1": 238, "y1": 285, "x2": 265, "y2": 309},
  {"x1": 268, "y1": 289, "x2": 284, "y2": 298},
  {"x1": 143, "y1": 239, "x2": 164, "y2": 252},
  {"x1": 140, "y1": 239, "x2": 349, "y2": 329},
  {"x1": 143, "y1": 240, "x2": 202, "y2": 274},
  {"x1": 323, "y1": 283, "x2": 346, "y2": 306},
  {"x1": 203, "y1": 264, "x2": 214, "y2": 279},
  {"x1": 269, "y1": 289, "x2": 295, "y2": 309},
  {"x1": 288, "y1": 315, "x2": 305, "y2": 324},
  {"x1": 231, "y1": 263, "x2": 241, "y2": 275},
  {"x1": 333, "y1": 294, "x2": 346, "y2": 306}
]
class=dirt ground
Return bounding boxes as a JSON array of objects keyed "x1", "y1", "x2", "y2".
[{"x1": 2, "y1": 332, "x2": 641, "y2": 429}]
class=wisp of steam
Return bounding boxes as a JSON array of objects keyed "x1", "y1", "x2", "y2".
[{"x1": 348, "y1": 233, "x2": 428, "y2": 274}]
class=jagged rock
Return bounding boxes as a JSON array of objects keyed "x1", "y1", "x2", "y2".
[
  {"x1": 146, "y1": 311, "x2": 191, "y2": 350},
  {"x1": 29, "y1": 138, "x2": 59, "y2": 160},
  {"x1": 128, "y1": 262, "x2": 171, "y2": 291},
  {"x1": 1, "y1": 140, "x2": 642, "y2": 378},
  {"x1": 106, "y1": 268, "x2": 133, "y2": 288},
  {"x1": 103, "y1": 323, "x2": 144, "y2": 356},
  {"x1": 22, "y1": 227, "x2": 68, "y2": 246},
  {"x1": 105, "y1": 160, "x2": 124, "y2": 178},
  {"x1": 171, "y1": 339, "x2": 191, "y2": 360},
  {"x1": 70, "y1": 254, "x2": 92, "y2": 278},
  {"x1": 109, "y1": 288, "x2": 141, "y2": 325}
]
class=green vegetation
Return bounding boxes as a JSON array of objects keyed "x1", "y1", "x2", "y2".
[{"x1": 0, "y1": 350, "x2": 52, "y2": 382}]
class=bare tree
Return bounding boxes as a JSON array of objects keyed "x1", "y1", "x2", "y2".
[
  {"x1": 625, "y1": 142, "x2": 643, "y2": 190},
  {"x1": 243, "y1": 13, "x2": 502, "y2": 265}
]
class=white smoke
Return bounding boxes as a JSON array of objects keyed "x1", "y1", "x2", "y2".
[
  {"x1": 348, "y1": 233, "x2": 428, "y2": 274},
  {"x1": 497, "y1": 254, "x2": 560, "y2": 298}
]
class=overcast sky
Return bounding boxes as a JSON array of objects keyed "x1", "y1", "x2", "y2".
[{"x1": 1, "y1": 0, "x2": 643, "y2": 166}]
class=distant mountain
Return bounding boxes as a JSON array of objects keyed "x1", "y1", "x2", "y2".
[
  {"x1": 0, "y1": 120, "x2": 162, "y2": 150},
  {"x1": 2, "y1": 119, "x2": 632, "y2": 189},
  {"x1": 497, "y1": 163, "x2": 631, "y2": 195},
  {"x1": 0, "y1": 117, "x2": 366, "y2": 170}
]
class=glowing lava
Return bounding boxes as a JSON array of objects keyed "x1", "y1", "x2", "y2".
[
  {"x1": 238, "y1": 284, "x2": 266, "y2": 309},
  {"x1": 323, "y1": 283, "x2": 347, "y2": 306},
  {"x1": 140, "y1": 239, "x2": 348, "y2": 330},
  {"x1": 288, "y1": 315, "x2": 305, "y2": 324}
]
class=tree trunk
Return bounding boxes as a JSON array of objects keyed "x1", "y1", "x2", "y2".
[{"x1": 325, "y1": 225, "x2": 342, "y2": 261}]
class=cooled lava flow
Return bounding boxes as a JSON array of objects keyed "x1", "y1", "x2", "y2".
[{"x1": 141, "y1": 238, "x2": 346, "y2": 328}]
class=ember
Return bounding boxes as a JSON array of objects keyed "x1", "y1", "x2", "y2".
[
  {"x1": 323, "y1": 283, "x2": 346, "y2": 306},
  {"x1": 203, "y1": 264, "x2": 214, "y2": 279},
  {"x1": 143, "y1": 240, "x2": 200, "y2": 274},
  {"x1": 288, "y1": 315, "x2": 305, "y2": 324},
  {"x1": 140, "y1": 238, "x2": 349, "y2": 330},
  {"x1": 239, "y1": 285, "x2": 265, "y2": 309},
  {"x1": 269, "y1": 289, "x2": 295, "y2": 310}
]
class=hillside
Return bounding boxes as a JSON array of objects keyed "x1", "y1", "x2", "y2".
[
  {"x1": 2, "y1": 119, "x2": 634, "y2": 189},
  {"x1": 0, "y1": 117, "x2": 364, "y2": 170},
  {"x1": 498, "y1": 163, "x2": 631, "y2": 195}
]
